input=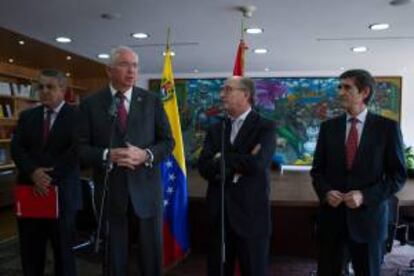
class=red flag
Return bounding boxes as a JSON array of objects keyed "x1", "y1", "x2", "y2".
[{"x1": 233, "y1": 39, "x2": 247, "y2": 76}]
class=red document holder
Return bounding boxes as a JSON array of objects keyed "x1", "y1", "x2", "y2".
[{"x1": 15, "y1": 185, "x2": 59, "y2": 219}]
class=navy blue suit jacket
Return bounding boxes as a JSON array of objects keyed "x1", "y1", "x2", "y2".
[
  {"x1": 198, "y1": 111, "x2": 276, "y2": 238},
  {"x1": 311, "y1": 112, "x2": 406, "y2": 242},
  {"x1": 11, "y1": 103, "x2": 82, "y2": 213}
]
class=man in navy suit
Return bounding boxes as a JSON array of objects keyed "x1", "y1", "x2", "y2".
[
  {"x1": 78, "y1": 46, "x2": 173, "y2": 276},
  {"x1": 198, "y1": 76, "x2": 276, "y2": 276},
  {"x1": 11, "y1": 69, "x2": 81, "y2": 276},
  {"x1": 311, "y1": 69, "x2": 407, "y2": 276}
]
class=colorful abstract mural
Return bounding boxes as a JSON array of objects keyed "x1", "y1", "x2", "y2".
[{"x1": 149, "y1": 76, "x2": 401, "y2": 166}]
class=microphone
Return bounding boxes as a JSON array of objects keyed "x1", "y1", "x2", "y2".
[{"x1": 108, "y1": 96, "x2": 120, "y2": 118}]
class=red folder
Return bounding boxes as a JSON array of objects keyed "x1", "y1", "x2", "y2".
[{"x1": 15, "y1": 185, "x2": 59, "y2": 219}]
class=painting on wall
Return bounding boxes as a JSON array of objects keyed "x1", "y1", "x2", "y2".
[{"x1": 149, "y1": 76, "x2": 401, "y2": 167}]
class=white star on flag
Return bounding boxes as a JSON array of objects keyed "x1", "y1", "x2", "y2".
[
  {"x1": 169, "y1": 173, "x2": 176, "y2": 181},
  {"x1": 166, "y1": 160, "x2": 173, "y2": 168},
  {"x1": 164, "y1": 199, "x2": 169, "y2": 207},
  {"x1": 167, "y1": 187, "x2": 174, "y2": 194}
]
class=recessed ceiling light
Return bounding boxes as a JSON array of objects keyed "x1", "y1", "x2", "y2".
[
  {"x1": 97, "y1": 53, "x2": 110, "y2": 59},
  {"x1": 66, "y1": 55, "x2": 72, "y2": 61},
  {"x1": 66, "y1": 72, "x2": 71, "y2": 77},
  {"x1": 246, "y1": 28, "x2": 263, "y2": 34},
  {"x1": 193, "y1": 69, "x2": 199, "y2": 73},
  {"x1": 8, "y1": 58, "x2": 14, "y2": 63},
  {"x1": 340, "y1": 67, "x2": 345, "y2": 70},
  {"x1": 18, "y1": 40, "x2": 25, "y2": 45},
  {"x1": 369, "y1": 23, "x2": 390, "y2": 31},
  {"x1": 264, "y1": 67, "x2": 270, "y2": 72},
  {"x1": 351, "y1": 46, "x2": 368, "y2": 53},
  {"x1": 163, "y1": 51, "x2": 175, "y2": 56},
  {"x1": 254, "y1": 48, "x2": 268, "y2": 54},
  {"x1": 131, "y1": 32, "x2": 149, "y2": 39},
  {"x1": 55, "y1": 36, "x2": 72, "y2": 43}
]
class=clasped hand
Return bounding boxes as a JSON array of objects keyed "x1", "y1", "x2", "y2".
[
  {"x1": 109, "y1": 143, "x2": 148, "y2": 170},
  {"x1": 31, "y1": 167, "x2": 53, "y2": 197},
  {"x1": 326, "y1": 190, "x2": 364, "y2": 209}
]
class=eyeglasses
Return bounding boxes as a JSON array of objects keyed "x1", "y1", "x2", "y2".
[
  {"x1": 222, "y1": 85, "x2": 245, "y2": 93},
  {"x1": 37, "y1": 83, "x2": 59, "y2": 90},
  {"x1": 115, "y1": 62, "x2": 138, "y2": 69}
]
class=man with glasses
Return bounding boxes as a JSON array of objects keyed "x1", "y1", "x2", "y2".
[
  {"x1": 11, "y1": 69, "x2": 81, "y2": 276},
  {"x1": 311, "y1": 69, "x2": 407, "y2": 276},
  {"x1": 198, "y1": 76, "x2": 276, "y2": 276},
  {"x1": 78, "y1": 46, "x2": 173, "y2": 276}
]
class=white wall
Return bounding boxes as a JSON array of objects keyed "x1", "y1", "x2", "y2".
[{"x1": 138, "y1": 70, "x2": 414, "y2": 147}]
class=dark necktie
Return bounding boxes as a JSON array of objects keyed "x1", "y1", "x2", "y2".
[
  {"x1": 116, "y1": 92, "x2": 128, "y2": 133},
  {"x1": 43, "y1": 109, "x2": 54, "y2": 143},
  {"x1": 346, "y1": 118, "x2": 358, "y2": 170}
]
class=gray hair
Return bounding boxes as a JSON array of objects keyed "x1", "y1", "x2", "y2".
[
  {"x1": 108, "y1": 46, "x2": 139, "y2": 67},
  {"x1": 226, "y1": 76, "x2": 256, "y2": 105},
  {"x1": 39, "y1": 69, "x2": 67, "y2": 89}
]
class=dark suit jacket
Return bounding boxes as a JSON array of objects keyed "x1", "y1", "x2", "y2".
[
  {"x1": 11, "y1": 103, "x2": 81, "y2": 213},
  {"x1": 78, "y1": 86, "x2": 173, "y2": 218},
  {"x1": 198, "y1": 111, "x2": 276, "y2": 238},
  {"x1": 311, "y1": 112, "x2": 407, "y2": 243}
]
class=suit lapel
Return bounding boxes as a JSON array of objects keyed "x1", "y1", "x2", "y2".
[
  {"x1": 352, "y1": 112, "x2": 374, "y2": 169},
  {"x1": 336, "y1": 114, "x2": 347, "y2": 169},
  {"x1": 99, "y1": 87, "x2": 115, "y2": 123},
  {"x1": 232, "y1": 111, "x2": 258, "y2": 149},
  {"x1": 45, "y1": 103, "x2": 67, "y2": 147},
  {"x1": 126, "y1": 87, "x2": 145, "y2": 142},
  {"x1": 33, "y1": 106, "x2": 45, "y2": 145}
]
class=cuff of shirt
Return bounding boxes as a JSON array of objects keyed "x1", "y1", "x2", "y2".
[
  {"x1": 103, "y1": 148, "x2": 113, "y2": 170},
  {"x1": 144, "y1": 148, "x2": 154, "y2": 168}
]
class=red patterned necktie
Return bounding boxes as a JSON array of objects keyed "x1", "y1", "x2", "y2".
[
  {"x1": 346, "y1": 118, "x2": 358, "y2": 170},
  {"x1": 116, "y1": 92, "x2": 128, "y2": 133},
  {"x1": 43, "y1": 109, "x2": 53, "y2": 143}
]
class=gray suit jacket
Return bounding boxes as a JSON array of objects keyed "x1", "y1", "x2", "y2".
[{"x1": 78, "y1": 86, "x2": 174, "y2": 218}]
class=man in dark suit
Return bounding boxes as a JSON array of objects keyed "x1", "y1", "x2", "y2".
[
  {"x1": 78, "y1": 46, "x2": 173, "y2": 276},
  {"x1": 198, "y1": 76, "x2": 276, "y2": 276},
  {"x1": 311, "y1": 69, "x2": 407, "y2": 276},
  {"x1": 11, "y1": 69, "x2": 81, "y2": 276}
]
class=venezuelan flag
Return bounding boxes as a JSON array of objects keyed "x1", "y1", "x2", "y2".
[{"x1": 160, "y1": 47, "x2": 189, "y2": 268}]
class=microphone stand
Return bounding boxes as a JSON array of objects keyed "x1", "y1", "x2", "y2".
[
  {"x1": 94, "y1": 98, "x2": 119, "y2": 276},
  {"x1": 219, "y1": 118, "x2": 226, "y2": 276}
]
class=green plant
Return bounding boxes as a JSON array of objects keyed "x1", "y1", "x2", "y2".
[{"x1": 405, "y1": 146, "x2": 414, "y2": 169}]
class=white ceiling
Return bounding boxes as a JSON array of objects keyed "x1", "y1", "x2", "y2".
[{"x1": 1, "y1": 0, "x2": 414, "y2": 74}]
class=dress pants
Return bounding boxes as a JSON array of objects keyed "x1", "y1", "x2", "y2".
[
  {"x1": 317, "y1": 222, "x2": 383, "y2": 276},
  {"x1": 107, "y1": 200, "x2": 162, "y2": 276},
  {"x1": 207, "y1": 216, "x2": 269, "y2": 276},
  {"x1": 18, "y1": 212, "x2": 77, "y2": 276}
]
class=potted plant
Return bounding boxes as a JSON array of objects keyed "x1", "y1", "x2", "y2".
[{"x1": 405, "y1": 146, "x2": 414, "y2": 178}]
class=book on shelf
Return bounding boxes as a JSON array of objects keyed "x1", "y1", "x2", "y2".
[
  {"x1": 4, "y1": 104, "x2": 12, "y2": 118},
  {"x1": 10, "y1": 83, "x2": 20, "y2": 96},
  {"x1": 0, "y1": 82, "x2": 12, "y2": 96},
  {"x1": 0, "y1": 106, "x2": 4, "y2": 118}
]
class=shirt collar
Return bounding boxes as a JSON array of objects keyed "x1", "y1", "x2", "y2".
[
  {"x1": 231, "y1": 107, "x2": 252, "y2": 123},
  {"x1": 346, "y1": 108, "x2": 368, "y2": 123},
  {"x1": 44, "y1": 101, "x2": 65, "y2": 114},
  {"x1": 109, "y1": 84, "x2": 132, "y2": 102}
]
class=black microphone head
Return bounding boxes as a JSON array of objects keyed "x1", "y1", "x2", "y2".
[{"x1": 108, "y1": 96, "x2": 120, "y2": 117}]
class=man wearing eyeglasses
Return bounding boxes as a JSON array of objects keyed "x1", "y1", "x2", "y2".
[
  {"x1": 311, "y1": 69, "x2": 406, "y2": 276},
  {"x1": 78, "y1": 46, "x2": 173, "y2": 276},
  {"x1": 11, "y1": 69, "x2": 81, "y2": 276},
  {"x1": 198, "y1": 76, "x2": 276, "y2": 276}
]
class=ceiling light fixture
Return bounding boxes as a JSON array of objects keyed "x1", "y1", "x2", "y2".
[
  {"x1": 264, "y1": 67, "x2": 270, "y2": 72},
  {"x1": 18, "y1": 40, "x2": 25, "y2": 45},
  {"x1": 66, "y1": 72, "x2": 71, "y2": 77},
  {"x1": 66, "y1": 55, "x2": 72, "y2": 61},
  {"x1": 254, "y1": 48, "x2": 268, "y2": 54},
  {"x1": 163, "y1": 51, "x2": 175, "y2": 56},
  {"x1": 131, "y1": 32, "x2": 149, "y2": 39},
  {"x1": 369, "y1": 23, "x2": 390, "y2": 31},
  {"x1": 246, "y1": 28, "x2": 263, "y2": 34},
  {"x1": 351, "y1": 46, "x2": 368, "y2": 53},
  {"x1": 8, "y1": 58, "x2": 14, "y2": 63},
  {"x1": 193, "y1": 69, "x2": 199, "y2": 73},
  {"x1": 55, "y1": 36, "x2": 72, "y2": 43},
  {"x1": 97, "y1": 53, "x2": 110, "y2": 59}
]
